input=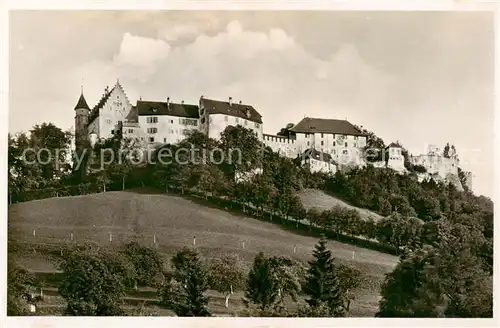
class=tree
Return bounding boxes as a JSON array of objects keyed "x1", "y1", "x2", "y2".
[
  {"x1": 29, "y1": 123, "x2": 72, "y2": 181},
  {"x1": 377, "y1": 244, "x2": 492, "y2": 317},
  {"x1": 276, "y1": 123, "x2": 296, "y2": 138},
  {"x1": 122, "y1": 241, "x2": 163, "y2": 287},
  {"x1": 336, "y1": 264, "x2": 362, "y2": 315},
  {"x1": 378, "y1": 197, "x2": 392, "y2": 216},
  {"x1": 207, "y1": 253, "x2": 246, "y2": 308},
  {"x1": 244, "y1": 253, "x2": 302, "y2": 314},
  {"x1": 244, "y1": 252, "x2": 278, "y2": 312},
  {"x1": 443, "y1": 143, "x2": 450, "y2": 158},
  {"x1": 219, "y1": 125, "x2": 263, "y2": 180},
  {"x1": 302, "y1": 236, "x2": 344, "y2": 316},
  {"x1": 7, "y1": 259, "x2": 40, "y2": 315},
  {"x1": 159, "y1": 248, "x2": 211, "y2": 316},
  {"x1": 58, "y1": 248, "x2": 128, "y2": 315}
]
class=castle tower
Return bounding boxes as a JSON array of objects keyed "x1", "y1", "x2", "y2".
[
  {"x1": 74, "y1": 90, "x2": 90, "y2": 150},
  {"x1": 73, "y1": 90, "x2": 90, "y2": 180}
]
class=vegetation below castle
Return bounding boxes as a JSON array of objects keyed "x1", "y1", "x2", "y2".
[{"x1": 8, "y1": 122, "x2": 493, "y2": 317}]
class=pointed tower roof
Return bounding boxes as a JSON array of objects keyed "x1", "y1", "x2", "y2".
[{"x1": 74, "y1": 93, "x2": 90, "y2": 110}]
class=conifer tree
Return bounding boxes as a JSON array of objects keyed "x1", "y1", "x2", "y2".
[
  {"x1": 159, "y1": 248, "x2": 211, "y2": 316},
  {"x1": 302, "y1": 236, "x2": 344, "y2": 316},
  {"x1": 244, "y1": 252, "x2": 276, "y2": 311}
]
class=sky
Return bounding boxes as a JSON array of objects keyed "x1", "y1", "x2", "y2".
[{"x1": 8, "y1": 11, "x2": 495, "y2": 197}]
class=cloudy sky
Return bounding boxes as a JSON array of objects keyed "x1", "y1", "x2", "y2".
[{"x1": 9, "y1": 11, "x2": 494, "y2": 197}]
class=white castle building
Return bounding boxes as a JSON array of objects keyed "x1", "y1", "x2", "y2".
[{"x1": 73, "y1": 80, "x2": 471, "y2": 188}]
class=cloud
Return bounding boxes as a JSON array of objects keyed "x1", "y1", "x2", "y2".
[
  {"x1": 114, "y1": 32, "x2": 171, "y2": 67},
  {"x1": 102, "y1": 20, "x2": 395, "y2": 136}
]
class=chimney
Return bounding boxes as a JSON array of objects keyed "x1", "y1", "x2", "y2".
[
  {"x1": 229, "y1": 97, "x2": 232, "y2": 107},
  {"x1": 239, "y1": 100, "x2": 242, "y2": 104},
  {"x1": 167, "y1": 97, "x2": 170, "y2": 109},
  {"x1": 181, "y1": 100, "x2": 184, "y2": 105}
]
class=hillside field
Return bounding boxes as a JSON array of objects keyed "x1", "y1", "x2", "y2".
[
  {"x1": 8, "y1": 189, "x2": 398, "y2": 316},
  {"x1": 299, "y1": 188, "x2": 384, "y2": 222}
]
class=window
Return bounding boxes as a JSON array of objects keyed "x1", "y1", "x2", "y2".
[
  {"x1": 147, "y1": 128, "x2": 158, "y2": 134},
  {"x1": 105, "y1": 119, "x2": 112, "y2": 124},
  {"x1": 236, "y1": 118, "x2": 239, "y2": 124},
  {"x1": 141, "y1": 137, "x2": 144, "y2": 141},
  {"x1": 354, "y1": 136, "x2": 358, "y2": 140},
  {"x1": 305, "y1": 134, "x2": 309, "y2": 138},
  {"x1": 164, "y1": 138, "x2": 167, "y2": 143},
  {"x1": 244, "y1": 120, "x2": 248, "y2": 126},
  {"x1": 180, "y1": 118, "x2": 198, "y2": 126},
  {"x1": 307, "y1": 141, "x2": 310, "y2": 146},
  {"x1": 170, "y1": 120, "x2": 173, "y2": 124},
  {"x1": 342, "y1": 150, "x2": 348, "y2": 155},
  {"x1": 149, "y1": 137, "x2": 155, "y2": 143},
  {"x1": 128, "y1": 129, "x2": 134, "y2": 133},
  {"x1": 147, "y1": 117, "x2": 158, "y2": 123},
  {"x1": 321, "y1": 133, "x2": 324, "y2": 138},
  {"x1": 333, "y1": 141, "x2": 336, "y2": 146},
  {"x1": 201, "y1": 117, "x2": 205, "y2": 124},
  {"x1": 225, "y1": 116, "x2": 228, "y2": 122},
  {"x1": 255, "y1": 122, "x2": 260, "y2": 128},
  {"x1": 321, "y1": 141, "x2": 324, "y2": 146},
  {"x1": 200, "y1": 108, "x2": 205, "y2": 116},
  {"x1": 344, "y1": 142, "x2": 348, "y2": 147}
]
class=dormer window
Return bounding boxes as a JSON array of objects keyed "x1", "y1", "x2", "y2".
[{"x1": 152, "y1": 108, "x2": 158, "y2": 113}]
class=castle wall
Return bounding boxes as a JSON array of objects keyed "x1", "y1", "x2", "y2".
[
  {"x1": 263, "y1": 134, "x2": 298, "y2": 158},
  {"x1": 410, "y1": 154, "x2": 458, "y2": 178}
]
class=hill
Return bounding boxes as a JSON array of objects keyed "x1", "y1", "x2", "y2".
[
  {"x1": 8, "y1": 189, "x2": 398, "y2": 316},
  {"x1": 299, "y1": 189, "x2": 384, "y2": 222}
]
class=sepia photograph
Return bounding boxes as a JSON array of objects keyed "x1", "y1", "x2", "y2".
[{"x1": 4, "y1": 5, "x2": 497, "y2": 324}]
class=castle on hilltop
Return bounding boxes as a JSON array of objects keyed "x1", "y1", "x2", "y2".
[{"x1": 73, "y1": 80, "x2": 472, "y2": 190}]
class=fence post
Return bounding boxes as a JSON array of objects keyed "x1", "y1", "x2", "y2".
[
  {"x1": 33, "y1": 229, "x2": 36, "y2": 238},
  {"x1": 352, "y1": 251, "x2": 355, "y2": 260},
  {"x1": 293, "y1": 245, "x2": 296, "y2": 254},
  {"x1": 153, "y1": 234, "x2": 156, "y2": 244},
  {"x1": 70, "y1": 232, "x2": 74, "y2": 241},
  {"x1": 193, "y1": 236, "x2": 196, "y2": 246},
  {"x1": 109, "y1": 232, "x2": 112, "y2": 242},
  {"x1": 242, "y1": 241, "x2": 245, "y2": 249}
]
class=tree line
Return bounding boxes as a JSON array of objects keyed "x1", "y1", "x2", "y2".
[{"x1": 8, "y1": 237, "x2": 362, "y2": 317}]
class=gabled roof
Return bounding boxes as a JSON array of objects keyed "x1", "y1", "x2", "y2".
[
  {"x1": 125, "y1": 106, "x2": 138, "y2": 123},
  {"x1": 386, "y1": 142, "x2": 402, "y2": 149},
  {"x1": 88, "y1": 86, "x2": 116, "y2": 124},
  {"x1": 291, "y1": 117, "x2": 365, "y2": 136},
  {"x1": 136, "y1": 100, "x2": 199, "y2": 118},
  {"x1": 74, "y1": 93, "x2": 90, "y2": 110},
  {"x1": 301, "y1": 148, "x2": 336, "y2": 164},
  {"x1": 200, "y1": 97, "x2": 263, "y2": 124}
]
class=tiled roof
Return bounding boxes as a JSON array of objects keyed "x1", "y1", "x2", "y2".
[
  {"x1": 136, "y1": 100, "x2": 199, "y2": 118},
  {"x1": 125, "y1": 106, "x2": 138, "y2": 123},
  {"x1": 291, "y1": 117, "x2": 365, "y2": 136},
  {"x1": 88, "y1": 86, "x2": 115, "y2": 124},
  {"x1": 386, "y1": 142, "x2": 402, "y2": 149},
  {"x1": 302, "y1": 148, "x2": 336, "y2": 164},
  {"x1": 74, "y1": 93, "x2": 90, "y2": 110},
  {"x1": 200, "y1": 97, "x2": 263, "y2": 124}
]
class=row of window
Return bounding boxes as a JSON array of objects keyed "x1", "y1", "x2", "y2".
[
  {"x1": 309, "y1": 141, "x2": 356, "y2": 148},
  {"x1": 305, "y1": 133, "x2": 361, "y2": 140}
]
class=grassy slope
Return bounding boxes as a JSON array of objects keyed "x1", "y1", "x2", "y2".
[
  {"x1": 299, "y1": 189, "x2": 384, "y2": 222},
  {"x1": 8, "y1": 189, "x2": 397, "y2": 316}
]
